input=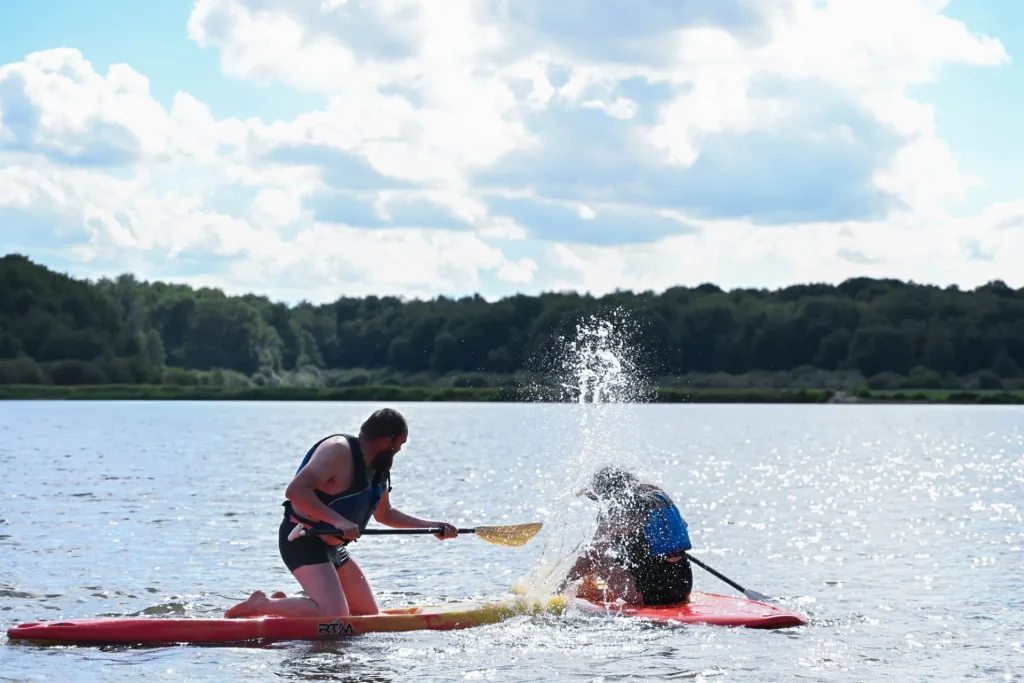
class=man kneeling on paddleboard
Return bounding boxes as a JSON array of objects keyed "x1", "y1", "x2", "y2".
[
  {"x1": 226, "y1": 408, "x2": 459, "y2": 618},
  {"x1": 560, "y1": 466, "x2": 693, "y2": 606}
]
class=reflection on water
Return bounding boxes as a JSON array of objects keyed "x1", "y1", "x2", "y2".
[
  {"x1": 275, "y1": 641, "x2": 397, "y2": 683},
  {"x1": 0, "y1": 399, "x2": 1021, "y2": 682}
]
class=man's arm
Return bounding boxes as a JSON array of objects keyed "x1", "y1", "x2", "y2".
[
  {"x1": 562, "y1": 512, "x2": 636, "y2": 584},
  {"x1": 563, "y1": 550, "x2": 597, "y2": 583},
  {"x1": 373, "y1": 489, "x2": 458, "y2": 539},
  {"x1": 560, "y1": 534, "x2": 614, "y2": 589},
  {"x1": 284, "y1": 440, "x2": 360, "y2": 539}
]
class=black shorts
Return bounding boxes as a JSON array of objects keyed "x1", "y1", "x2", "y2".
[
  {"x1": 278, "y1": 517, "x2": 352, "y2": 572},
  {"x1": 631, "y1": 556, "x2": 693, "y2": 606}
]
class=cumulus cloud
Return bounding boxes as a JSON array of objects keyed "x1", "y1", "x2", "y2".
[
  {"x1": 0, "y1": 49, "x2": 256, "y2": 167},
  {"x1": 485, "y1": 194, "x2": 696, "y2": 245},
  {"x1": 0, "y1": 0, "x2": 1019, "y2": 300},
  {"x1": 545, "y1": 211, "x2": 1024, "y2": 295}
]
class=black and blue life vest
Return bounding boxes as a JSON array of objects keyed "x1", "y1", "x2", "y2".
[
  {"x1": 282, "y1": 433, "x2": 390, "y2": 541},
  {"x1": 641, "y1": 490, "x2": 692, "y2": 558}
]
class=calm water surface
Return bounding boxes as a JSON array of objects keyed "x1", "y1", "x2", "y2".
[{"x1": 0, "y1": 401, "x2": 1021, "y2": 682}]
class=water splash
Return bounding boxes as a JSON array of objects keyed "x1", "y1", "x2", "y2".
[
  {"x1": 514, "y1": 311, "x2": 655, "y2": 598},
  {"x1": 554, "y1": 315, "x2": 651, "y2": 405}
]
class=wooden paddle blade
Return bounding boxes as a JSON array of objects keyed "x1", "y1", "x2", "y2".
[{"x1": 473, "y1": 523, "x2": 543, "y2": 547}]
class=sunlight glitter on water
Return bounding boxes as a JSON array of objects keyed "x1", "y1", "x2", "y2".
[
  {"x1": 3, "y1": 400, "x2": 1022, "y2": 681},
  {"x1": 4, "y1": 358, "x2": 1024, "y2": 679}
]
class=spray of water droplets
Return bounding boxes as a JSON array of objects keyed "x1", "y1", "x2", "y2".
[
  {"x1": 554, "y1": 315, "x2": 652, "y2": 405},
  {"x1": 513, "y1": 311, "x2": 660, "y2": 597}
]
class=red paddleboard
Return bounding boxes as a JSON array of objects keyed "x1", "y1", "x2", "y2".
[
  {"x1": 6, "y1": 592, "x2": 806, "y2": 645},
  {"x1": 571, "y1": 591, "x2": 808, "y2": 629},
  {"x1": 6, "y1": 598, "x2": 566, "y2": 646}
]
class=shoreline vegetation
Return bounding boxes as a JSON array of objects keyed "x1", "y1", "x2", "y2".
[
  {"x1": 1, "y1": 383, "x2": 1022, "y2": 404},
  {"x1": 3, "y1": 253, "x2": 1024, "y2": 405}
]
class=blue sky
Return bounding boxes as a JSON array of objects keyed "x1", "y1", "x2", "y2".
[
  {"x1": 913, "y1": 0, "x2": 1024, "y2": 214},
  {"x1": 0, "y1": 0, "x2": 324, "y2": 120},
  {"x1": 1, "y1": 0, "x2": 1022, "y2": 302}
]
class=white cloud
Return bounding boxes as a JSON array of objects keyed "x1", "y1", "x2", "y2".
[
  {"x1": 0, "y1": 48, "x2": 258, "y2": 168},
  {"x1": 638, "y1": 0, "x2": 1009, "y2": 203},
  {"x1": 582, "y1": 97, "x2": 637, "y2": 120},
  {"x1": 546, "y1": 209, "x2": 1024, "y2": 296},
  {"x1": 1, "y1": 0, "x2": 1021, "y2": 302},
  {"x1": 229, "y1": 222, "x2": 517, "y2": 299},
  {"x1": 872, "y1": 136, "x2": 982, "y2": 218},
  {"x1": 645, "y1": 27, "x2": 773, "y2": 167},
  {"x1": 0, "y1": 162, "x2": 278, "y2": 259},
  {"x1": 478, "y1": 216, "x2": 529, "y2": 240},
  {"x1": 188, "y1": 0, "x2": 360, "y2": 93},
  {"x1": 250, "y1": 188, "x2": 303, "y2": 228},
  {"x1": 0, "y1": 44, "x2": 527, "y2": 295},
  {"x1": 189, "y1": 0, "x2": 537, "y2": 189},
  {"x1": 498, "y1": 258, "x2": 538, "y2": 284}
]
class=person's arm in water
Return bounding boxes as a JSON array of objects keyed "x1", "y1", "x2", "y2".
[
  {"x1": 373, "y1": 489, "x2": 458, "y2": 540},
  {"x1": 284, "y1": 439, "x2": 361, "y2": 540}
]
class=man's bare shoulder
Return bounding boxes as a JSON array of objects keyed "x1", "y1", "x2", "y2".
[
  {"x1": 309, "y1": 436, "x2": 355, "y2": 467},
  {"x1": 291, "y1": 435, "x2": 354, "y2": 486},
  {"x1": 316, "y1": 434, "x2": 352, "y2": 454}
]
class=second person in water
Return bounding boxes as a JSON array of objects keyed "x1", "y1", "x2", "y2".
[{"x1": 561, "y1": 466, "x2": 694, "y2": 606}]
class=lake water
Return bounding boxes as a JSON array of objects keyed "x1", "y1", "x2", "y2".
[{"x1": 0, "y1": 400, "x2": 1021, "y2": 682}]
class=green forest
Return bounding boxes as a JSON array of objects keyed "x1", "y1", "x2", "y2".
[{"x1": 2, "y1": 253, "x2": 1023, "y2": 401}]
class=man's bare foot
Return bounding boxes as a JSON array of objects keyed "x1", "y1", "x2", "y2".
[{"x1": 225, "y1": 590, "x2": 270, "y2": 618}]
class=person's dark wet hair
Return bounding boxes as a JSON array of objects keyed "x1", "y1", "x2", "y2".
[
  {"x1": 359, "y1": 408, "x2": 408, "y2": 441},
  {"x1": 580, "y1": 466, "x2": 640, "y2": 502}
]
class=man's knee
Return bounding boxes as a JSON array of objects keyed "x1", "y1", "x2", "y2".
[
  {"x1": 337, "y1": 563, "x2": 379, "y2": 615},
  {"x1": 293, "y1": 563, "x2": 350, "y2": 616},
  {"x1": 314, "y1": 594, "x2": 349, "y2": 617}
]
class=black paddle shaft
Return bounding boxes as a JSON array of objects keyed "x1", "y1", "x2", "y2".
[
  {"x1": 684, "y1": 552, "x2": 751, "y2": 594},
  {"x1": 301, "y1": 527, "x2": 476, "y2": 537}
]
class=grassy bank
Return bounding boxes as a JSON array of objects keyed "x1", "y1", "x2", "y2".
[{"x1": 1, "y1": 384, "x2": 1022, "y2": 404}]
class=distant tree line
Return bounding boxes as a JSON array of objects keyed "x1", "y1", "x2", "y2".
[{"x1": 1, "y1": 253, "x2": 1022, "y2": 390}]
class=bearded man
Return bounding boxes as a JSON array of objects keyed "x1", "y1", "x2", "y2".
[{"x1": 226, "y1": 408, "x2": 458, "y2": 618}]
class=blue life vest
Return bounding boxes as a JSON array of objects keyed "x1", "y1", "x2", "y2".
[
  {"x1": 282, "y1": 433, "x2": 390, "y2": 540},
  {"x1": 642, "y1": 491, "x2": 692, "y2": 557}
]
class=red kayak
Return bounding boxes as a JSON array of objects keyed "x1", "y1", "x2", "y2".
[{"x1": 572, "y1": 591, "x2": 809, "y2": 629}]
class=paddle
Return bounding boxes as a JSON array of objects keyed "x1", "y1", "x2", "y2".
[
  {"x1": 684, "y1": 552, "x2": 772, "y2": 602},
  {"x1": 293, "y1": 522, "x2": 543, "y2": 548}
]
